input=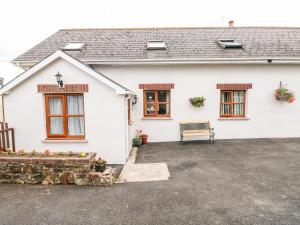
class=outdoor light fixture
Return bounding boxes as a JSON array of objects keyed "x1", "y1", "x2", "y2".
[{"x1": 54, "y1": 72, "x2": 64, "y2": 88}]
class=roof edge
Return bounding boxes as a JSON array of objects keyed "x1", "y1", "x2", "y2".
[
  {"x1": 58, "y1": 26, "x2": 300, "y2": 31},
  {"x1": 2, "y1": 50, "x2": 132, "y2": 95},
  {"x1": 12, "y1": 57, "x2": 300, "y2": 66}
]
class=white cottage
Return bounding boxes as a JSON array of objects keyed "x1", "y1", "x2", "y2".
[{"x1": 2, "y1": 26, "x2": 300, "y2": 164}]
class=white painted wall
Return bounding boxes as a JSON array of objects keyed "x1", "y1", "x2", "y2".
[
  {"x1": 4, "y1": 58, "x2": 128, "y2": 164},
  {"x1": 95, "y1": 64, "x2": 300, "y2": 142}
]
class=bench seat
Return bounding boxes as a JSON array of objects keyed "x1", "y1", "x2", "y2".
[
  {"x1": 182, "y1": 130, "x2": 211, "y2": 137},
  {"x1": 180, "y1": 121, "x2": 215, "y2": 143}
]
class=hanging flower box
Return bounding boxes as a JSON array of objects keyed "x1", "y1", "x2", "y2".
[
  {"x1": 189, "y1": 96, "x2": 206, "y2": 107},
  {"x1": 275, "y1": 87, "x2": 295, "y2": 103}
]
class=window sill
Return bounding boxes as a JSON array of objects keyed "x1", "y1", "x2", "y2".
[
  {"x1": 42, "y1": 139, "x2": 88, "y2": 143},
  {"x1": 218, "y1": 117, "x2": 249, "y2": 121},
  {"x1": 142, "y1": 117, "x2": 173, "y2": 120}
]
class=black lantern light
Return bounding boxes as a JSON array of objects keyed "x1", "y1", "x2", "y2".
[{"x1": 54, "y1": 72, "x2": 63, "y2": 88}]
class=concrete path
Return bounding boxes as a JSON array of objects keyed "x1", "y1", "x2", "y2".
[
  {"x1": 119, "y1": 147, "x2": 170, "y2": 182},
  {"x1": 119, "y1": 163, "x2": 170, "y2": 182}
]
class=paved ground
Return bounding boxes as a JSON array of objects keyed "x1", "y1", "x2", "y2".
[{"x1": 0, "y1": 139, "x2": 299, "y2": 225}]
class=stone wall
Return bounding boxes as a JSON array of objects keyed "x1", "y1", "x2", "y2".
[{"x1": 0, "y1": 153, "x2": 116, "y2": 186}]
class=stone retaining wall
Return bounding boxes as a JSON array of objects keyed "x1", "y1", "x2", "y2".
[{"x1": 0, "y1": 153, "x2": 116, "y2": 186}]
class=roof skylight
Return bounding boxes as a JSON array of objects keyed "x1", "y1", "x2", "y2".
[
  {"x1": 147, "y1": 40, "x2": 166, "y2": 50},
  {"x1": 216, "y1": 39, "x2": 243, "y2": 49},
  {"x1": 63, "y1": 42, "x2": 85, "y2": 51}
]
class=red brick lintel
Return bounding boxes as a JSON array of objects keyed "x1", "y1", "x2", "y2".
[
  {"x1": 216, "y1": 83, "x2": 252, "y2": 90},
  {"x1": 139, "y1": 83, "x2": 174, "y2": 90},
  {"x1": 37, "y1": 84, "x2": 88, "y2": 93}
]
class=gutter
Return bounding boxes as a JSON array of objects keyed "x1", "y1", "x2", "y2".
[
  {"x1": 12, "y1": 57, "x2": 300, "y2": 68},
  {"x1": 83, "y1": 58, "x2": 300, "y2": 65}
]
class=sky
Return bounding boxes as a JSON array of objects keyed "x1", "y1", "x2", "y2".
[{"x1": 1, "y1": 0, "x2": 300, "y2": 83}]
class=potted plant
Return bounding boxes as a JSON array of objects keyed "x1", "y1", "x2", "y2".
[
  {"x1": 132, "y1": 129, "x2": 142, "y2": 147},
  {"x1": 95, "y1": 158, "x2": 107, "y2": 172},
  {"x1": 136, "y1": 129, "x2": 148, "y2": 145},
  {"x1": 275, "y1": 83, "x2": 295, "y2": 103},
  {"x1": 132, "y1": 136, "x2": 142, "y2": 147},
  {"x1": 189, "y1": 96, "x2": 206, "y2": 107}
]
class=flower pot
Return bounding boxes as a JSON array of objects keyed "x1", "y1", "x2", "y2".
[
  {"x1": 140, "y1": 134, "x2": 148, "y2": 145},
  {"x1": 95, "y1": 164, "x2": 106, "y2": 172}
]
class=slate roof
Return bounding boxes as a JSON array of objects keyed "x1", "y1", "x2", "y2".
[{"x1": 13, "y1": 27, "x2": 300, "y2": 63}]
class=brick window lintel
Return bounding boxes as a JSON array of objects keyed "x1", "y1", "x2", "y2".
[
  {"x1": 139, "y1": 83, "x2": 174, "y2": 90},
  {"x1": 37, "y1": 84, "x2": 88, "y2": 93},
  {"x1": 216, "y1": 83, "x2": 252, "y2": 90}
]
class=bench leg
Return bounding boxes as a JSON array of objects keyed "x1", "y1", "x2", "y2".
[{"x1": 180, "y1": 135, "x2": 183, "y2": 144}]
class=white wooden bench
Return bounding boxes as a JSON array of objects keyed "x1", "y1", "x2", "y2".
[{"x1": 180, "y1": 121, "x2": 215, "y2": 143}]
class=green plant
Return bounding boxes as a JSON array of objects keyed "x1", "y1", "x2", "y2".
[
  {"x1": 132, "y1": 137, "x2": 142, "y2": 147},
  {"x1": 17, "y1": 149, "x2": 25, "y2": 156},
  {"x1": 7, "y1": 149, "x2": 13, "y2": 155},
  {"x1": 189, "y1": 96, "x2": 206, "y2": 107},
  {"x1": 275, "y1": 87, "x2": 295, "y2": 103},
  {"x1": 95, "y1": 158, "x2": 107, "y2": 165},
  {"x1": 31, "y1": 149, "x2": 37, "y2": 156},
  {"x1": 94, "y1": 158, "x2": 107, "y2": 172}
]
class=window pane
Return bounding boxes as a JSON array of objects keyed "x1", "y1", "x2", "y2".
[
  {"x1": 221, "y1": 104, "x2": 231, "y2": 115},
  {"x1": 233, "y1": 104, "x2": 244, "y2": 116},
  {"x1": 146, "y1": 91, "x2": 155, "y2": 102},
  {"x1": 67, "y1": 95, "x2": 84, "y2": 115},
  {"x1": 50, "y1": 117, "x2": 64, "y2": 135},
  {"x1": 68, "y1": 117, "x2": 85, "y2": 136},
  {"x1": 221, "y1": 92, "x2": 231, "y2": 103},
  {"x1": 158, "y1": 104, "x2": 169, "y2": 115},
  {"x1": 233, "y1": 91, "x2": 244, "y2": 103},
  {"x1": 49, "y1": 97, "x2": 62, "y2": 115},
  {"x1": 158, "y1": 90, "x2": 169, "y2": 102},
  {"x1": 146, "y1": 103, "x2": 156, "y2": 114}
]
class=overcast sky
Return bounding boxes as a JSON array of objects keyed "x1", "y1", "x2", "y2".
[{"x1": 1, "y1": 0, "x2": 300, "y2": 82}]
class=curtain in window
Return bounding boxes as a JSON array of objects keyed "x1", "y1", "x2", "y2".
[
  {"x1": 49, "y1": 98, "x2": 62, "y2": 115},
  {"x1": 50, "y1": 118, "x2": 64, "y2": 134},
  {"x1": 221, "y1": 92, "x2": 231, "y2": 115},
  {"x1": 233, "y1": 91, "x2": 244, "y2": 116},
  {"x1": 67, "y1": 96, "x2": 84, "y2": 135},
  {"x1": 49, "y1": 97, "x2": 63, "y2": 134},
  {"x1": 68, "y1": 117, "x2": 84, "y2": 135}
]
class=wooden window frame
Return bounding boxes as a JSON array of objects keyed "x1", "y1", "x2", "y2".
[
  {"x1": 45, "y1": 93, "x2": 85, "y2": 140},
  {"x1": 220, "y1": 90, "x2": 246, "y2": 118},
  {"x1": 143, "y1": 90, "x2": 171, "y2": 118}
]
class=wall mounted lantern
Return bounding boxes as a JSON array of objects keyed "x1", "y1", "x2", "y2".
[{"x1": 54, "y1": 72, "x2": 64, "y2": 88}]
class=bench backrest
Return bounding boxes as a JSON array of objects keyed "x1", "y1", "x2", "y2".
[{"x1": 180, "y1": 121, "x2": 210, "y2": 131}]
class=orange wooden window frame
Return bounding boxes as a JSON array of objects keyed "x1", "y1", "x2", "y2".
[
  {"x1": 143, "y1": 90, "x2": 171, "y2": 117},
  {"x1": 45, "y1": 94, "x2": 85, "y2": 140},
  {"x1": 220, "y1": 90, "x2": 246, "y2": 118}
]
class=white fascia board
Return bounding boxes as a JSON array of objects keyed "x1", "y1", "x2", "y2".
[
  {"x1": 12, "y1": 57, "x2": 300, "y2": 67},
  {"x1": 82, "y1": 57, "x2": 300, "y2": 65},
  {"x1": 2, "y1": 50, "x2": 129, "y2": 95}
]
